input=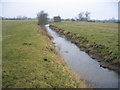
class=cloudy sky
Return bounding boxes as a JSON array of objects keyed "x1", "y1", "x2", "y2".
[{"x1": 0, "y1": 0, "x2": 119, "y2": 20}]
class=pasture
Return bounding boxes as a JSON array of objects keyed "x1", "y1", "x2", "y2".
[
  {"x1": 53, "y1": 21, "x2": 119, "y2": 66},
  {"x1": 2, "y1": 20, "x2": 87, "y2": 88}
]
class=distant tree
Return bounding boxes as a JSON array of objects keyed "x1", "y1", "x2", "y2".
[
  {"x1": 37, "y1": 11, "x2": 48, "y2": 25},
  {"x1": 17, "y1": 16, "x2": 22, "y2": 20},
  {"x1": 108, "y1": 17, "x2": 117, "y2": 23},
  {"x1": 22, "y1": 16, "x2": 28, "y2": 20},
  {"x1": 53, "y1": 16, "x2": 61, "y2": 22},
  {"x1": 78, "y1": 12, "x2": 84, "y2": 21},
  {"x1": 71, "y1": 18, "x2": 75, "y2": 21},
  {"x1": 78, "y1": 12, "x2": 90, "y2": 21},
  {"x1": 74, "y1": 17, "x2": 79, "y2": 21},
  {"x1": 85, "y1": 11, "x2": 90, "y2": 21}
]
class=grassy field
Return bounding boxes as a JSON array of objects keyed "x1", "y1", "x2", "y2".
[
  {"x1": 53, "y1": 21, "x2": 119, "y2": 66},
  {"x1": 2, "y1": 20, "x2": 87, "y2": 88}
]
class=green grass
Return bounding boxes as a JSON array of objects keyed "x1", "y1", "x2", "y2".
[
  {"x1": 53, "y1": 21, "x2": 119, "y2": 65},
  {"x1": 2, "y1": 20, "x2": 87, "y2": 88}
]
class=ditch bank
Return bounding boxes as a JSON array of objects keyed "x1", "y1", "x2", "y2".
[
  {"x1": 49, "y1": 24, "x2": 120, "y2": 73},
  {"x1": 39, "y1": 26, "x2": 90, "y2": 88}
]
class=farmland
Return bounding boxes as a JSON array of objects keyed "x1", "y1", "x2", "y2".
[
  {"x1": 2, "y1": 20, "x2": 87, "y2": 88},
  {"x1": 52, "y1": 21, "x2": 119, "y2": 68}
]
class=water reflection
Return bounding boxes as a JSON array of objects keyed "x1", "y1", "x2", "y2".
[{"x1": 45, "y1": 24, "x2": 119, "y2": 88}]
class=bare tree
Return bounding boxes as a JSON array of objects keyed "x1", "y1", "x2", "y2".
[
  {"x1": 85, "y1": 11, "x2": 90, "y2": 21},
  {"x1": 78, "y1": 12, "x2": 84, "y2": 21},
  {"x1": 37, "y1": 11, "x2": 48, "y2": 25}
]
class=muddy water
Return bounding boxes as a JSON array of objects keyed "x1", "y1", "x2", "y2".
[{"x1": 45, "y1": 24, "x2": 119, "y2": 88}]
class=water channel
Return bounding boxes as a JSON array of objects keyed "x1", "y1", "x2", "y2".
[{"x1": 45, "y1": 24, "x2": 119, "y2": 88}]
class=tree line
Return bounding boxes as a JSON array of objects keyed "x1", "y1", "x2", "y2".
[
  {"x1": 1, "y1": 16, "x2": 36, "y2": 20},
  {"x1": 37, "y1": 11, "x2": 92, "y2": 25},
  {"x1": 1, "y1": 10, "x2": 118, "y2": 25},
  {"x1": 37, "y1": 10, "x2": 118, "y2": 25}
]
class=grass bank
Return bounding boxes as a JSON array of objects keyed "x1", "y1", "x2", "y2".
[
  {"x1": 50, "y1": 21, "x2": 119, "y2": 71},
  {"x1": 2, "y1": 20, "x2": 88, "y2": 88}
]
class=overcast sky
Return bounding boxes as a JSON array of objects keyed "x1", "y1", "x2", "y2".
[{"x1": 0, "y1": 0, "x2": 119, "y2": 20}]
